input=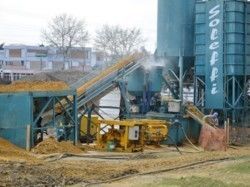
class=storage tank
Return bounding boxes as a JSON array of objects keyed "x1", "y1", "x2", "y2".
[
  {"x1": 126, "y1": 66, "x2": 163, "y2": 96},
  {"x1": 195, "y1": 0, "x2": 250, "y2": 77},
  {"x1": 194, "y1": 0, "x2": 250, "y2": 109},
  {"x1": 148, "y1": 65, "x2": 163, "y2": 92},
  {"x1": 126, "y1": 67, "x2": 145, "y2": 96},
  {"x1": 157, "y1": 0, "x2": 195, "y2": 58}
]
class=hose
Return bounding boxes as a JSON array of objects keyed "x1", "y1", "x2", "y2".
[
  {"x1": 166, "y1": 135, "x2": 182, "y2": 155},
  {"x1": 180, "y1": 125, "x2": 202, "y2": 152}
]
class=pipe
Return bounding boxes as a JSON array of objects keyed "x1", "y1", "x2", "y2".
[{"x1": 179, "y1": 51, "x2": 183, "y2": 103}]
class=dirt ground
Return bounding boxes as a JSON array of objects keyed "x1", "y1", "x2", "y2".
[
  {"x1": 0, "y1": 142, "x2": 250, "y2": 187},
  {"x1": 99, "y1": 156, "x2": 250, "y2": 187}
]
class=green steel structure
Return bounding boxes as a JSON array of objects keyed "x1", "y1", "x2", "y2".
[{"x1": 0, "y1": 90, "x2": 78, "y2": 149}]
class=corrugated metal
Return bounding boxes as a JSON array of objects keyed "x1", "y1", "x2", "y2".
[
  {"x1": 195, "y1": 0, "x2": 250, "y2": 76},
  {"x1": 157, "y1": 0, "x2": 195, "y2": 57},
  {"x1": 194, "y1": 1, "x2": 206, "y2": 76}
]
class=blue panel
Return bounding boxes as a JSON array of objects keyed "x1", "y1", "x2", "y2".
[
  {"x1": 205, "y1": 0, "x2": 224, "y2": 109},
  {"x1": 195, "y1": 24, "x2": 206, "y2": 34},
  {"x1": 195, "y1": 35, "x2": 206, "y2": 44},
  {"x1": 225, "y1": 1, "x2": 244, "y2": 12},
  {"x1": 225, "y1": 23, "x2": 244, "y2": 33},
  {"x1": 194, "y1": 2, "x2": 206, "y2": 76},
  {"x1": 196, "y1": 14, "x2": 206, "y2": 23},
  {"x1": 0, "y1": 93, "x2": 32, "y2": 148},
  {"x1": 226, "y1": 34, "x2": 244, "y2": 43},
  {"x1": 226, "y1": 12, "x2": 244, "y2": 23}
]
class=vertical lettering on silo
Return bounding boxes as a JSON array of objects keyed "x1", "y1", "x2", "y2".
[
  {"x1": 209, "y1": 4, "x2": 220, "y2": 95},
  {"x1": 205, "y1": 0, "x2": 224, "y2": 108}
]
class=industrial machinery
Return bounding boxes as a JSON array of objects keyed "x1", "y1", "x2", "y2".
[
  {"x1": 194, "y1": 0, "x2": 250, "y2": 130},
  {"x1": 120, "y1": 59, "x2": 200, "y2": 145},
  {"x1": 118, "y1": 0, "x2": 250, "y2": 146},
  {"x1": 1, "y1": 0, "x2": 249, "y2": 151},
  {"x1": 0, "y1": 54, "x2": 144, "y2": 149},
  {"x1": 116, "y1": 0, "x2": 200, "y2": 145},
  {"x1": 185, "y1": 103, "x2": 227, "y2": 151},
  {"x1": 79, "y1": 115, "x2": 98, "y2": 143},
  {"x1": 95, "y1": 119, "x2": 168, "y2": 152},
  {"x1": 0, "y1": 89, "x2": 78, "y2": 149},
  {"x1": 157, "y1": 0, "x2": 195, "y2": 102}
]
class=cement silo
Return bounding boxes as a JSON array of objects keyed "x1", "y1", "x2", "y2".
[
  {"x1": 156, "y1": 0, "x2": 196, "y2": 101},
  {"x1": 157, "y1": 0, "x2": 195, "y2": 59},
  {"x1": 194, "y1": 0, "x2": 250, "y2": 127}
]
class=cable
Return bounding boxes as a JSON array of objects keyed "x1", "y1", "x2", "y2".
[
  {"x1": 180, "y1": 125, "x2": 202, "y2": 152},
  {"x1": 166, "y1": 135, "x2": 182, "y2": 155}
]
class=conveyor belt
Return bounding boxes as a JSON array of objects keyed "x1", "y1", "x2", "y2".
[
  {"x1": 59, "y1": 53, "x2": 143, "y2": 111},
  {"x1": 186, "y1": 104, "x2": 215, "y2": 126}
]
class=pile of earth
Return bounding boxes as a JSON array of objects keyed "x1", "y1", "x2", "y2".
[
  {"x1": 32, "y1": 137, "x2": 84, "y2": 154},
  {"x1": 0, "y1": 138, "x2": 37, "y2": 162}
]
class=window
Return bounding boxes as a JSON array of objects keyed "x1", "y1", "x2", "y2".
[
  {"x1": 3, "y1": 73, "x2": 11, "y2": 81},
  {"x1": 13, "y1": 73, "x2": 20, "y2": 81},
  {"x1": 7, "y1": 61, "x2": 13, "y2": 65}
]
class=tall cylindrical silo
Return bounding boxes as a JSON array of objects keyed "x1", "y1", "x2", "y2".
[
  {"x1": 157, "y1": 0, "x2": 195, "y2": 58},
  {"x1": 157, "y1": 0, "x2": 195, "y2": 75},
  {"x1": 194, "y1": 0, "x2": 250, "y2": 127}
]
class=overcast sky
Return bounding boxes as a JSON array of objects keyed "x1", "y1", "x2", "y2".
[{"x1": 0, "y1": 0, "x2": 157, "y2": 51}]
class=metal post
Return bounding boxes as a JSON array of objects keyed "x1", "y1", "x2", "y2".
[
  {"x1": 87, "y1": 107, "x2": 92, "y2": 144},
  {"x1": 232, "y1": 76, "x2": 236, "y2": 124},
  {"x1": 52, "y1": 97, "x2": 55, "y2": 127},
  {"x1": 26, "y1": 124, "x2": 31, "y2": 151},
  {"x1": 73, "y1": 94, "x2": 78, "y2": 145},
  {"x1": 118, "y1": 81, "x2": 131, "y2": 117},
  {"x1": 227, "y1": 118, "x2": 230, "y2": 146},
  {"x1": 179, "y1": 51, "x2": 183, "y2": 103}
]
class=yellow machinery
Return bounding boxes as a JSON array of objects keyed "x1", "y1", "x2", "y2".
[
  {"x1": 80, "y1": 115, "x2": 98, "y2": 136},
  {"x1": 95, "y1": 119, "x2": 168, "y2": 152},
  {"x1": 141, "y1": 119, "x2": 169, "y2": 144}
]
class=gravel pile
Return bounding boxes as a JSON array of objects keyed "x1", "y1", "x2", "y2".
[{"x1": 0, "y1": 138, "x2": 37, "y2": 162}]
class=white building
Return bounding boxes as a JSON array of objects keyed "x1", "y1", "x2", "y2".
[{"x1": 0, "y1": 45, "x2": 102, "y2": 82}]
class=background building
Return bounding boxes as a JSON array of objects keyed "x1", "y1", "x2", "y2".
[{"x1": 0, "y1": 44, "x2": 103, "y2": 82}]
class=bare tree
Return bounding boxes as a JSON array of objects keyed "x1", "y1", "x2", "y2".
[
  {"x1": 42, "y1": 14, "x2": 89, "y2": 67},
  {"x1": 94, "y1": 25, "x2": 145, "y2": 62}
]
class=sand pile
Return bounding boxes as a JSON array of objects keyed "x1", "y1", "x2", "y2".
[
  {"x1": 32, "y1": 137, "x2": 83, "y2": 154},
  {"x1": 0, "y1": 138, "x2": 36, "y2": 162},
  {"x1": 0, "y1": 81, "x2": 69, "y2": 92}
]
